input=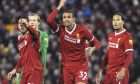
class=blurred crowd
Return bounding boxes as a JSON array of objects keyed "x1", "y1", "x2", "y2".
[{"x1": 0, "y1": 0, "x2": 140, "y2": 84}]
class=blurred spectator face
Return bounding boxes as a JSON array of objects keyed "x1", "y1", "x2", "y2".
[
  {"x1": 18, "y1": 18, "x2": 28, "y2": 34},
  {"x1": 62, "y1": 12, "x2": 75, "y2": 27},
  {"x1": 28, "y1": 15, "x2": 40, "y2": 30},
  {"x1": 112, "y1": 15, "x2": 124, "y2": 30}
]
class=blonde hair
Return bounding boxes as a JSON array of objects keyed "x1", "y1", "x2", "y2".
[{"x1": 28, "y1": 13, "x2": 41, "y2": 22}]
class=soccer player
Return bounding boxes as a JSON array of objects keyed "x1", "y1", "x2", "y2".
[
  {"x1": 16, "y1": 13, "x2": 49, "y2": 84},
  {"x1": 47, "y1": 0, "x2": 100, "y2": 84},
  {"x1": 58, "y1": 41, "x2": 90, "y2": 84},
  {"x1": 28, "y1": 13, "x2": 49, "y2": 84},
  {"x1": 7, "y1": 16, "x2": 43, "y2": 84},
  {"x1": 95, "y1": 13, "x2": 133, "y2": 84}
]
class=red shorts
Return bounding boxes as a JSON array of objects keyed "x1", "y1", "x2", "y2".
[
  {"x1": 63, "y1": 65, "x2": 88, "y2": 84},
  {"x1": 20, "y1": 70, "x2": 43, "y2": 84},
  {"x1": 103, "y1": 70, "x2": 129, "y2": 84}
]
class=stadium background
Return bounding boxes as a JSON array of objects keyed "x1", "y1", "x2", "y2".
[{"x1": 0, "y1": 0, "x2": 140, "y2": 84}]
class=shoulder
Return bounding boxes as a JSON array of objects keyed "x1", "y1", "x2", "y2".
[
  {"x1": 77, "y1": 24, "x2": 88, "y2": 31},
  {"x1": 108, "y1": 32, "x2": 114, "y2": 37},
  {"x1": 124, "y1": 31, "x2": 133, "y2": 38},
  {"x1": 78, "y1": 24, "x2": 85, "y2": 28}
]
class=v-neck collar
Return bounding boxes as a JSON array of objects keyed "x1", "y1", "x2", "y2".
[
  {"x1": 115, "y1": 29, "x2": 126, "y2": 36},
  {"x1": 65, "y1": 23, "x2": 76, "y2": 35}
]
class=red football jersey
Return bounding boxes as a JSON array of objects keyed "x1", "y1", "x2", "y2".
[
  {"x1": 107, "y1": 29, "x2": 133, "y2": 73},
  {"x1": 47, "y1": 9, "x2": 100, "y2": 67},
  {"x1": 15, "y1": 27, "x2": 43, "y2": 73},
  {"x1": 58, "y1": 24, "x2": 95, "y2": 66}
]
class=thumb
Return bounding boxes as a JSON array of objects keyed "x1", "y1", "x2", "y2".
[{"x1": 7, "y1": 73, "x2": 12, "y2": 80}]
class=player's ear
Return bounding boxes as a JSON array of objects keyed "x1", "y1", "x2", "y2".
[
  {"x1": 38, "y1": 20, "x2": 41, "y2": 25},
  {"x1": 73, "y1": 17, "x2": 75, "y2": 22},
  {"x1": 122, "y1": 20, "x2": 124, "y2": 25}
]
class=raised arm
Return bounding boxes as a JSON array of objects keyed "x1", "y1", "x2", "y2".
[
  {"x1": 20, "y1": 20, "x2": 40, "y2": 39},
  {"x1": 47, "y1": 0, "x2": 66, "y2": 32},
  {"x1": 27, "y1": 25, "x2": 40, "y2": 39}
]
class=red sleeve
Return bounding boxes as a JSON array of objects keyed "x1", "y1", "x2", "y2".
[
  {"x1": 100, "y1": 50, "x2": 108, "y2": 69},
  {"x1": 124, "y1": 34, "x2": 133, "y2": 52},
  {"x1": 83, "y1": 26, "x2": 100, "y2": 51},
  {"x1": 14, "y1": 57, "x2": 22, "y2": 72},
  {"x1": 47, "y1": 9, "x2": 60, "y2": 33},
  {"x1": 27, "y1": 26, "x2": 40, "y2": 39},
  {"x1": 123, "y1": 52, "x2": 133, "y2": 68},
  {"x1": 85, "y1": 40, "x2": 90, "y2": 48},
  {"x1": 123, "y1": 34, "x2": 133, "y2": 68}
]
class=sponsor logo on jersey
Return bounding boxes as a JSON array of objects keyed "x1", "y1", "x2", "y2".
[
  {"x1": 64, "y1": 35, "x2": 81, "y2": 44},
  {"x1": 18, "y1": 40, "x2": 27, "y2": 50},
  {"x1": 108, "y1": 42, "x2": 119, "y2": 48}
]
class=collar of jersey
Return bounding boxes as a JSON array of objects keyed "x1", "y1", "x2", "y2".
[
  {"x1": 115, "y1": 29, "x2": 126, "y2": 36},
  {"x1": 65, "y1": 23, "x2": 76, "y2": 35}
]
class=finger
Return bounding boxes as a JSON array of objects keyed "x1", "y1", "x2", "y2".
[
  {"x1": 96, "y1": 76, "x2": 100, "y2": 84},
  {"x1": 7, "y1": 74, "x2": 11, "y2": 79},
  {"x1": 97, "y1": 80, "x2": 100, "y2": 84}
]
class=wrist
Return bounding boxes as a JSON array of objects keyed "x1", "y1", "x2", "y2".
[
  {"x1": 57, "y1": 5, "x2": 62, "y2": 10},
  {"x1": 13, "y1": 69, "x2": 17, "y2": 73},
  {"x1": 99, "y1": 69, "x2": 103, "y2": 72}
]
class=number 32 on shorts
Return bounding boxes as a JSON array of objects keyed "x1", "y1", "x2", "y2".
[{"x1": 78, "y1": 71, "x2": 88, "y2": 80}]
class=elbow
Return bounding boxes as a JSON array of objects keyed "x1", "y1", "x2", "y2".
[
  {"x1": 95, "y1": 41, "x2": 100, "y2": 51},
  {"x1": 47, "y1": 16, "x2": 52, "y2": 24},
  {"x1": 96, "y1": 44, "x2": 100, "y2": 51}
]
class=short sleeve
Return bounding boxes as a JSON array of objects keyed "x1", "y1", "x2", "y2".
[
  {"x1": 124, "y1": 35, "x2": 133, "y2": 52},
  {"x1": 83, "y1": 26, "x2": 94, "y2": 41}
]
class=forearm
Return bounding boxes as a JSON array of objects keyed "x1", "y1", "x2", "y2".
[
  {"x1": 100, "y1": 51, "x2": 108, "y2": 69},
  {"x1": 27, "y1": 26, "x2": 40, "y2": 39},
  {"x1": 14, "y1": 58, "x2": 21, "y2": 72},
  {"x1": 123, "y1": 51, "x2": 133, "y2": 68},
  {"x1": 47, "y1": 9, "x2": 59, "y2": 31},
  {"x1": 92, "y1": 38, "x2": 100, "y2": 51}
]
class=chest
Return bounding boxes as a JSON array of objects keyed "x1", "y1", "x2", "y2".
[
  {"x1": 60, "y1": 29, "x2": 85, "y2": 44},
  {"x1": 108, "y1": 35, "x2": 124, "y2": 49},
  {"x1": 18, "y1": 34, "x2": 32, "y2": 50}
]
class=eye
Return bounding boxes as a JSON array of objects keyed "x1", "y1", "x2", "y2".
[
  {"x1": 63, "y1": 16, "x2": 66, "y2": 18},
  {"x1": 68, "y1": 16, "x2": 71, "y2": 18}
]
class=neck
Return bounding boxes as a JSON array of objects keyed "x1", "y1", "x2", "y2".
[
  {"x1": 19, "y1": 31, "x2": 27, "y2": 35},
  {"x1": 65, "y1": 23, "x2": 75, "y2": 31},
  {"x1": 115, "y1": 27, "x2": 124, "y2": 33}
]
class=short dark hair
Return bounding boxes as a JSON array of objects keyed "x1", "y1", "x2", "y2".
[
  {"x1": 113, "y1": 12, "x2": 125, "y2": 21},
  {"x1": 17, "y1": 16, "x2": 29, "y2": 22},
  {"x1": 63, "y1": 10, "x2": 75, "y2": 18}
]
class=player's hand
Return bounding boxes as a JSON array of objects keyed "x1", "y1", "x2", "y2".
[
  {"x1": 85, "y1": 47, "x2": 95, "y2": 57},
  {"x1": 95, "y1": 69, "x2": 103, "y2": 84},
  {"x1": 116, "y1": 67, "x2": 126, "y2": 81},
  {"x1": 57, "y1": 0, "x2": 66, "y2": 10},
  {"x1": 7, "y1": 69, "x2": 16, "y2": 80}
]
